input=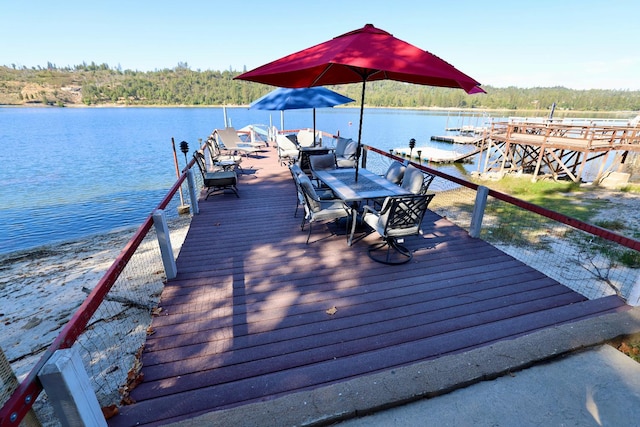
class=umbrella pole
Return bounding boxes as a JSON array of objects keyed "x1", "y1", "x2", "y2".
[
  {"x1": 355, "y1": 80, "x2": 366, "y2": 182},
  {"x1": 313, "y1": 108, "x2": 316, "y2": 147}
]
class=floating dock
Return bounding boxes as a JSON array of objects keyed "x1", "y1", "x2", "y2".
[
  {"x1": 430, "y1": 134, "x2": 485, "y2": 144},
  {"x1": 392, "y1": 146, "x2": 480, "y2": 163}
]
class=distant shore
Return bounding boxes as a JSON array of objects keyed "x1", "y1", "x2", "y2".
[{"x1": 2, "y1": 102, "x2": 638, "y2": 119}]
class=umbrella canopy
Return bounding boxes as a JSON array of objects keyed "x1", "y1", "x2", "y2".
[
  {"x1": 249, "y1": 87, "x2": 354, "y2": 133},
  {"x1": 250, "y1": 87, "x2": 354, "y2": 111},
  {"x1": 236, "y1": 24, "x2": 485, "y2": 179}
]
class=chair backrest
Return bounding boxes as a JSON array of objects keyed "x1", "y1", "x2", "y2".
[
  {"x1": 276, "y1": 134, "x2": 299, "y2": 151},
  {"x1": 289, "y1": 164, "x2": 305, "y2": 204},
  {"x1": 296, "y1": 173, "x2": 322, "y2": 213},
  {"x1": 215, "y1": 127, "x2": 243, "y2": 148},
  {"x1": 309, "y1": 153, "x2": 337, "y2": 172},
  {"x1": 206, "y1": 137, "x2": 221, "y2": 160},
  {"x1": 401, "y1": 164, "x2": 435, "y2": 195},
  {"x1": 384, "y1": 161, "x2": 406, "y2": 184},
  {"x1": 193, "y1": 150, "x2": 208, "y2": 178},
  {"x1": 297, "y1": 129, "x2": 316, "y2": 147},
  {"x1": 335, "y1": 138, "x2": 358, "y2": 160},
  {"x1": 334, "y1": 137, "x2": 351, "y2": 157},
  {"x1": 378, "y1": 194, "x2": 435, "y2": 238}
]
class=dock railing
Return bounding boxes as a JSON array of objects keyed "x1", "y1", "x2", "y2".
[
  {"x1": 2, "y1": 142, "x2": 638, "y2": 426},
  {"x1": 363, "y1": 144, "x2": 640, "y2": 304},
  {"x1": 0, "y1": 149, "x2": 205, "y2": 426}
]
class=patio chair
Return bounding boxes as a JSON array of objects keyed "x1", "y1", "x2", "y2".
[
  {"x1": 194, "y1": 151, "x2": 239, "y2": 199},
  {"x1": 401, "y1": 164, "x2": 435, "y2": 195},
  {"x1": 371, "y1": 161, "x2": 407, "y2": 209},
  {"x1": 309, "y1": 152, "x2": 337, "y2": 187},
  {"x1": 297, "y1": 173, "x2": 351, "y2": 244},
  {"x1": 362, "y1": 193, "x2": 435, "y2": 264},
  {"x1": 213, "y1": 128, "x2": 262, "y2": 157},
  {"x1": 334, "y1": 137, "x2": 358, "y2": 168},
  {"x1": 296, "y1": 129, "x2": 316, "y2": 147},
  {"x1": 289, "y1": 163, "x2": 336, "y2": 217},
  {"x1": 384, "y1": 161, "x2": 406, "y2": 184},
  {"x1": 276, "y1": 134, "x2": 300, "y2": 166}
]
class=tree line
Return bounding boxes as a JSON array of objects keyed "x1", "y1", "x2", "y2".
[{"x1": 1, "y1": 63, "x2": 639, "y2": 112}]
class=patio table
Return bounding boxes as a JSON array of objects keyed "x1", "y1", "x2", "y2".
[{"x1": 314, "y1": 168, "x2": 411, "y2": 246}]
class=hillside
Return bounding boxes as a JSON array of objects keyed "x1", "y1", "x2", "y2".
[{"x1": 1, "y1": 64, "x2": 640, "y2": 111}]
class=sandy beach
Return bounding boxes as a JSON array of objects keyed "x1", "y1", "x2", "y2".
[{"x1": 0, "y1": 215, "x2": 191, "y2": 425}]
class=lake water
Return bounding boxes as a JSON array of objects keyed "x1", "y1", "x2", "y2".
[{"x1": 0, "y1": 105, "x2": 592, "y2": 255}]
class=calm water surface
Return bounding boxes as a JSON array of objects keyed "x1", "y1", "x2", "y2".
[{"x1": 0, "y1": 106, "x2": 497, "y2": 255}]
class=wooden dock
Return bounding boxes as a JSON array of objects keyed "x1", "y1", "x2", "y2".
[
  {"x1": 484, "y1": 121, "x2": 640, "y2": 182},
  {"x1": 108, "y1": 147, "x2": 629, "y2": 426}
]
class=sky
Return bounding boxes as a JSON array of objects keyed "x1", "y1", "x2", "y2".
[{"x1": 2, "y1": 0, "x2": 639, "y2": 90}]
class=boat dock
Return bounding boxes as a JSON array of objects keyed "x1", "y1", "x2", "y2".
[
  {"x1": 483, "y1": 119, "x2": 640, "y2": 182},
  {"x1": 392, "y1": 146, "x2": 480, "y2": 163},
  {"x1": 430, "y1": 134, "x2": 486, "y2": 144},
  {"x1": 108, "y1": 146, "x2": 630, "y2": 426}
]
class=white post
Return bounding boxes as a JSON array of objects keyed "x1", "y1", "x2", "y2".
[
  {"x1": 469, "y1": 185, "x2": 489, "y2": 238},
  {"x1": 627, "y1": 275, "x2": 640, "y2": 306},
  {"x1": 38, "y1": 348, "x2": 107, "y2": 427},
  {"x1": 152, "y1": 209, "x2": 177, "y2": 280},
  {"x1": 187, "y1": 169, "x2": 199, "y2": 215}
]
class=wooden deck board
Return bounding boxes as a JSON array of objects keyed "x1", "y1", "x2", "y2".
[{"x1": 109, "y1": 146, "x2": 629, "y2": 426}]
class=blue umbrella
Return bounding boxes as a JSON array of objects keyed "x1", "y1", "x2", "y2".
[{"x1": 249, "y1": 87, "x2": 354, "y2": 137}]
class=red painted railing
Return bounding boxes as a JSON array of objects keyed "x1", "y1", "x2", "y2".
[
  {"x1": 0, "y1": 158, "x2": 197, "y2": 427},
  {"x1": 366, "y1": 145, "x2": 640, "y2": 252}
]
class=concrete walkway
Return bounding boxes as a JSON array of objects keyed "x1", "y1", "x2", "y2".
[
  {"x1": 170, "y1": 307, "x2": 640, "y2": 427},
  {"x1": 337, "y1": 345, "x2": 640, "y2": 426}
]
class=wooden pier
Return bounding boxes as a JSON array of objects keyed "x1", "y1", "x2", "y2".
[
  {"x1": 482, "y1": 120, "x2": 640, "y2": 182},
  {"x1": 107, "y1": 147, "x2": 630, "y2": 426}
]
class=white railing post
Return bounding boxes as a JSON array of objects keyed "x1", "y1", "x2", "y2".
[
  {"x1": 152, "y1": 209, "x2": 177, "y2": 280},
  {"x1": 186, "y1": 168, "x2": 199, "y2": 215},
  {"x1": 38, "y1": 348, "x2": 107, "y2": 427},
  {"x1": 627, "y1": 275, "x2": 640, "y2": 306},
  {"x1": 469, "y1": 185, "x2": 489, "y2": 238}
]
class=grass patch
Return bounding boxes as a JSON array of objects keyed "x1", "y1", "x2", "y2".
[
  {"x1": 621, "y1": 183, "x2": 640, "y2": 194},
  {"x1": 477, "y1": 176, "x2": 610, "y2": 222},
  {"x1": 474, "y1": 176, "x2": 639, "y2": 258}
]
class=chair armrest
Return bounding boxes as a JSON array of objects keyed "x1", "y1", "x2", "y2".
[{"x1": 362, "y1": 204, "x2": 378, "y2": 215}]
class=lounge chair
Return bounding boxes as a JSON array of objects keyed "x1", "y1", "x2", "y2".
[
  {"x1": 213, "y1": 128, "x2": 263, "y2": 157},
  {"x1": 205, "y1": 137, "x2": 243, "y2": 172},
  {"x1": 276, "y1": 134, "x2": 300, "y2": 166},
  {"x1": 194, "y1": 151, "x2": 239, "y2": 199},
  {"x1": 362, "y1": 194, "x2": 435, "y2": 264}
]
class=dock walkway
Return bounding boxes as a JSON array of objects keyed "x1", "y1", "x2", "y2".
[{"x1": 109, "y1": 147, "x2": 629, "y2": 426}]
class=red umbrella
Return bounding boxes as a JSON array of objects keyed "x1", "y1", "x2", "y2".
[{"x1": 236, "y1": 23, "x2": 485, "y2": 179}]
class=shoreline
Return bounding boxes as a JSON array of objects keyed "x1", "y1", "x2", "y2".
[{"x1": 1, "y1": 103, "x2": 638, "y2": 117}]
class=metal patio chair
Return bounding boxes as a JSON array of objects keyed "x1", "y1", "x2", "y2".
[
  {"x1": 296, "y1": 173, "x2": 351, "y2": 244},
  {"x1": 362, "y1": 193, "x2": 435, "y2": 264}
]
